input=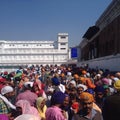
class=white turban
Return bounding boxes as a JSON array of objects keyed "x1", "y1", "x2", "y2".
[
  {"x1": 24, "y1": 82, "x2": 34, "y2": 88},
  {"x1": 67, "y1": 72, "x2": 72, "y2": 76},
  {"x1": 76, "y1": 84, "x2": 88, "y2": 91},
  {"x1": 1, "y1": 86, "x2": 14, "y2": 95},
  {"x1": 69, "y1": 80, "x2": 76, "y2": 87}
]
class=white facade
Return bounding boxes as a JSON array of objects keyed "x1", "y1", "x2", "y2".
[{"x1": 0, "y1": 33, "x2": 69, "y2": 67}]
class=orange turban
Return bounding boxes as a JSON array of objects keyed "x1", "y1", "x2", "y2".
[
  {"x1": 80, "y1": 92, "x2": 94, "y2": 102},
  {"x1": 79, "y1": 77, "x2": 86, "y2": 84},
  {"x1": 82, "y1": 70, "x2": 87, "y2": 75},
  {"x1": 74, "y1": 74, "x2": 79, "y2": 79}
]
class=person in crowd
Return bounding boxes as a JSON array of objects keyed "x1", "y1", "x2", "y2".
[
  {"x1": 94, "y1": 74, "x2": 103, "y2": 86},
  {"x1": 51, "y1": 76, "x2": 61, "y2": 92},
  {"x1": 66, "y1": 71, "x2": 73, "y2": 84},
  {"x1": 32, "y1": 80, "x2": 46, "y2": 98},
  {"x1": 67, "y1": 86, "x2": 78, "y2": 106},
  {"x1": 76, "y1": 84, "x2": 88, "y2": 100},
  {"x1": 115, "y1": 72, "x2": 120, "y2": 79},
  {"x1": 18, "y1": 75, "x2": 29, "y2": 90},
  {"x1": 67, "y1": 80, "x2": 76, "y2": 90},
  {"x1": 79, "y1": 74, "x2": 96, "y2": 90},
  {"x1": 44, "y1": 78, "x2": 54, "y2": 107},
  {"x1": 73, "y1": 74, "x2": 79, "y2": 84},
  {"x1": 0, "y1": 77, "x2": 7, "y2": 92},
  {"x1": 51, "y1": 76, "x2": 66, "y2": 93},
  {"x1": 103, "y1": 85, "x2": 111, "y2": 97},
  {"x1": 71, "y1": 101, "x2": 79, "y2": 114},
  {"x1": 16, "y1": 81, "x2": 38, "y2": 106},
  {"x1": 94, "y1": 85, "x2": 105, "y2": 110},
  {"x1": 60, "y1": 94, "x2": 72, "y2": 120},
  {"x1": 0, "y1": 85, "x2": 16, "y2": 116},
  {"x1": 45, "y1": 91, "x2": 67, "y2": 120},
  {"x1": 102, "y1": 79, "x2": 120, "y2": 120},
  {"x1": 15, "y1": 99, "x2": 40, "y2": 119},
  {"x1": 59, "y1": 73, "x2": 67, "y2": 85},
  {"x1": 72, "y1": 92, "x2": 103, "y2": 120},
  {"x1": 36, "y1": 97, "x2": 47, "y2": 120}
]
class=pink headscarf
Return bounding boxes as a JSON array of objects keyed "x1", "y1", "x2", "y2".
[
  {"x1": 15, "y1": 100, "x2": 40, "y2": 119},
  {"x1": 0, "y1": 114, "x2": 9, "y2": 120},
  {"x1": 46, "y1": 106, "x2": 66, "y2": 120}
]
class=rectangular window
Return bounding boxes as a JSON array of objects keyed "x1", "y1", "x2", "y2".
[
  {"x1": 61, "y1": 36, "x2": 66, "y2": 39},
  {"x1": 61, "y1": 48, "x2": 66, "y2": 50},
  {"x1": 61, "y1": 43, "x2": 66, "y2": 45}
]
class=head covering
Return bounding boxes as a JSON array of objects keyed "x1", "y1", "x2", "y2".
[
  {"x1": 86, "y1": 88, "x2": 95, "y2": 95},
  {"x1": 57, "y1": 70, "x2": 61, "y2": 74},
  {"x1": 67, "y1": 72, "x2": 72, "y2": 76},
  {"x1": 102, "y1": 78, "x2": 109, "y2": 85},
  {"x1": 76, "y1": 84, "x2": 87, "y2": 91},
  {"x1": 4, "y1": 71, "x2": 8, "y2": 75},
  {"x1": 95, "y1": 86, "x2": 104, "y2": 93},
  {"x1": 36, "y1": 97, "x2": 45, "y2": 110},
  {"x1": 69, "y1": 80, "x2": 76, "y2": 87},
  {"x1": 0, "y1": 114, "x2": 9, "y2": 120},
  {"x1": 74, "y1": 74, "x2": 79, "y2": 79},
  {"x1": 82, "y1": 70, "x2": 87, "y2": 75},
  {"x1": 0, "y1": 77, "x2": 6, "y2": 91},
  {"x1": 114, "y1": 80, "x2": 120, "y2": 90},
  {"x1": 51, "y1": 91, "x2": 66, "y2": 105},
  {"x1": 1, "y1": 85, "x2": 13, "y2": 95},
  {"x1": 113, "y1": 77, "x2": 119, "y2": 81},
  {"x1": 80, "y1": 92, "x2": 94, "y2": 102},
  {"x1": 16, "y1": 99, "x2": 33, "y2": 114},
  {"x1": 16, "y1": 100, "x2": 40, "y2": 118},
  {"x1": 103, "y1": 85, "x2": 109, "y2": 89},
  {"x1": 14, "y1": 114, "x2": 40, "y2": 120},
  {"x1": 96, "y1": 74, "x2": 101, "y2": 77},
  {"x1": 52, "y1": 77, "x2": 60, "y2": 86},
  {"x1": 86, "y1": 72, "x2": 90, "y2": 77},
  {"x1": 36, "y1": 97, "x2": 47, "y2": 119},
  {"x1": 0, "y1": 77, "x2": 6, "y2": 83},
  {"x1": 24, "y1": 81, "x2": 34, "y2": 88}
]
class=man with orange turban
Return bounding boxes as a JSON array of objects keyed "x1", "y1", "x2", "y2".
[{"x1": 72, "y1": 92, "x2": 103, "y2": 120}]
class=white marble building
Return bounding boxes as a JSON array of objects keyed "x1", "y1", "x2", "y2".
[{"x1": 0, "y1": 33, "x2": 69, "y2": 67}]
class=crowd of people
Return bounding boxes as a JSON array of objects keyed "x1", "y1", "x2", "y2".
[{"x1": 0, "y1": 64, "x2": 120, "y2": 120}]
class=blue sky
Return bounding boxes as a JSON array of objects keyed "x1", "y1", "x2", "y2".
[{"x1": 0, "y1": 0, "x2": 112, "y2": 47}]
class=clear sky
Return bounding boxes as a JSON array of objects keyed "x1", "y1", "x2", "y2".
[{"x1": 0, "y1": 0, "x2": 112, "y2": 47}]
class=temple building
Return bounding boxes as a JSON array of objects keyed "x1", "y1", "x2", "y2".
[{"x1": 0, "y1": 33, "x2": 69, "y2": 68}]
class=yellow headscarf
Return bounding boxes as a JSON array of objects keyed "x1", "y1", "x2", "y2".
[
  {"x1": 36, "y1": 97, "x2": 47, "y2": 119},
  {"x1": 114, "y1": 80, "x2": 120, "y2": 91}
]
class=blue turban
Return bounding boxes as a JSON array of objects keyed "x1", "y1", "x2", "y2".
[
  {"x1": 95, "y1": 86, "x2": 104, "y2": 93},
  {"x1": 52, "y1": 77, "x2": 60, "y2": 86},
  {"x1": 51, "y1": 91, "x2": 66, "y2": 105},
  {"x1": 86, "y1": 88, "x2": 94, "y2": 95}
]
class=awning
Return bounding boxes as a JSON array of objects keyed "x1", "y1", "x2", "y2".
[{"x1": 83, "y1": 26, "x2": 100, "y2": 39}]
